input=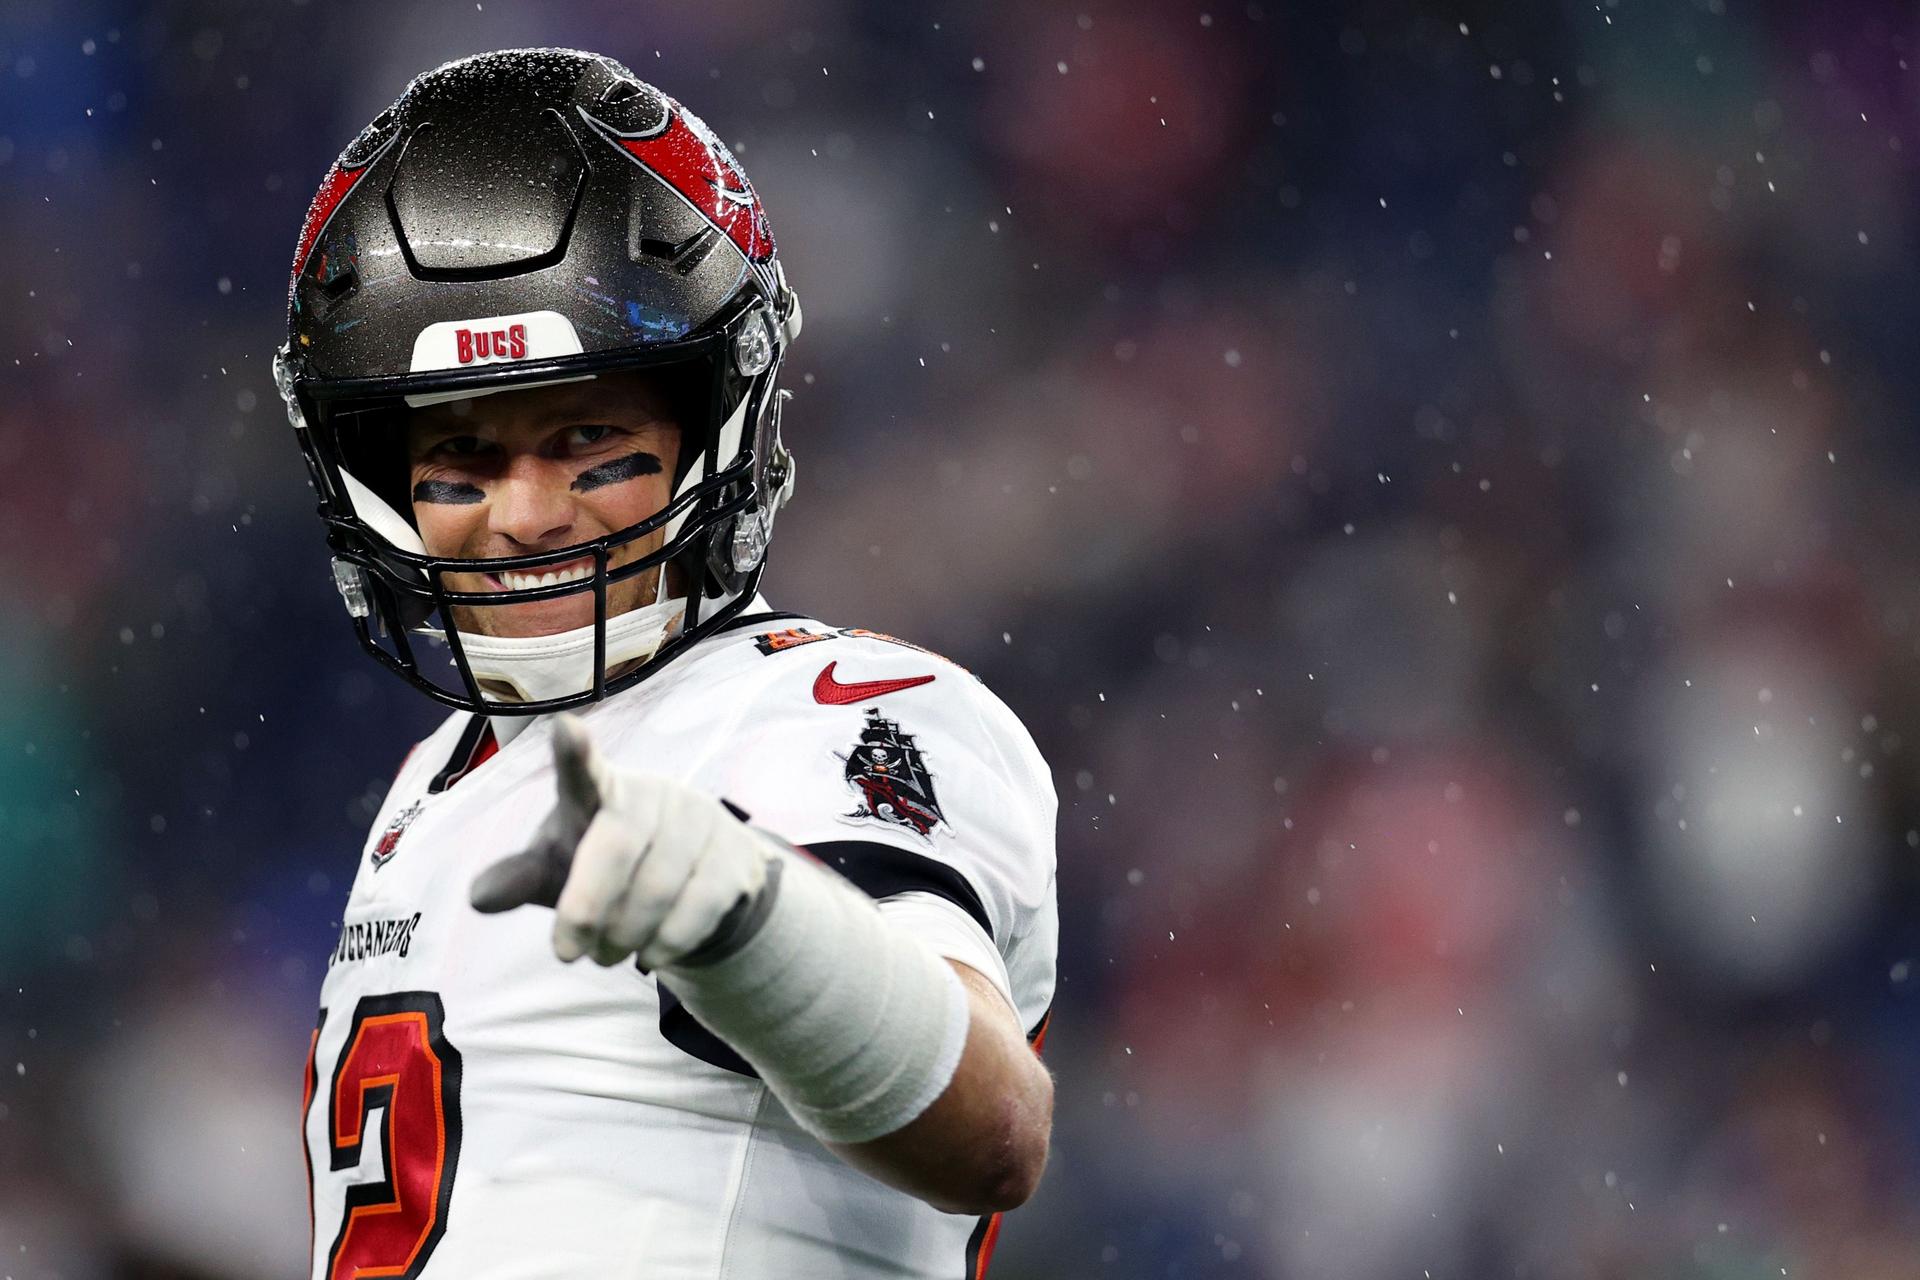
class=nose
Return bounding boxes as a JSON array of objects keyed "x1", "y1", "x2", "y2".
[{"x1": 486, "y1": 456, "x2": 577, "y2": 549}]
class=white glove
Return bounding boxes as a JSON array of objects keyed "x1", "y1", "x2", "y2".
[{"x1": 470, "y1": 714, "x2": 771, "y2": 969}]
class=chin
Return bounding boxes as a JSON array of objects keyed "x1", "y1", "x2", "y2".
[
  {"x1": 472, "y1": 601, "x2": 599, "y2": 638},
  {"x1": 456, "y1": 584, "x2": 656, "y2": 639}
]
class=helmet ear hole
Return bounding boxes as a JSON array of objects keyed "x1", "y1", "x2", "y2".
[{"x1": 317, "y1": 267, "x2": 360, "y2": 312}]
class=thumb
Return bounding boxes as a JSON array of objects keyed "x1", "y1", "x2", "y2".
[
  {"x1": 551, "y1": 713, "x2": 608, "y2": 819},
  {"x1": 471, "y1": 843, "x2": 571, "y2": 913}
]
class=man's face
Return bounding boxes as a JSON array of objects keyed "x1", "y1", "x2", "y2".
[{"x1": 405, "y1": 370, "x2": 684, "y2": 638}]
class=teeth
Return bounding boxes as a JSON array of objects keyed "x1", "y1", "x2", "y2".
[{"x1": 499, "y1": 563, "x2": 593, "y2": 592}]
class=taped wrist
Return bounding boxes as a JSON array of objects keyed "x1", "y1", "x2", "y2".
[{"x1": 661, "y1": 850, "x2": 973, "y2": 1145}]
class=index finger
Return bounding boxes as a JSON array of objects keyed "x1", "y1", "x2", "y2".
[{"x1": 552, "y1": 713, "x2": 606, "y2": 819}]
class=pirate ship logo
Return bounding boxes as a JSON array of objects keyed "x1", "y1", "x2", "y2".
[
  {"x1": 370, "y1": 801, "x2": 423, "y2": 870},
  {"x1": 841, "y1": 708, "x2": 944, "y2": 837}
]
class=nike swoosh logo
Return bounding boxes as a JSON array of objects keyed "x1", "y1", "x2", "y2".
[{"x1": 813, "y1": 661, "x2": 936, "y2": 705}]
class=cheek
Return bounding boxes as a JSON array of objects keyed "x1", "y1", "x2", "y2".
[
  {"x1": 411, "y1": 499, "x2": 482, "y2": 557},
  {"x1": 582, "y1": 476, "x2": 675, "y2": 535}
]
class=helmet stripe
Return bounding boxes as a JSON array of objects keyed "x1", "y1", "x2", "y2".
[
  {"x1": 580, "y1": 104, "x2": 774, "y2": 263},
  {"x1": 291, "y1": 129, "x2": 400, "y2": 284}
]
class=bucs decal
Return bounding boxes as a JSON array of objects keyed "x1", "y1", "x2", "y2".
[
  {"x1": 408, "y1": 309, "x2": 584, "y2": 375},
  {"x1": 453, "y1": 322, "x2": 527, "y2": 365},
  {"x1": 371, "y1": 801, "x2": 424, "y2": 870},
  {"x1": 840, "y1": 709, "x2": 945, "y2": 837}
]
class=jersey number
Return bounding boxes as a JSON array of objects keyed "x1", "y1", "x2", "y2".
[{"x1": 308, "y1": 992, "x2": 464, "y2": 1280}]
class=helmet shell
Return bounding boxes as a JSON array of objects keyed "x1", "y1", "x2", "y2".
[{"x1": 287, "y1": 47, "x2": 779, "y2": 386}]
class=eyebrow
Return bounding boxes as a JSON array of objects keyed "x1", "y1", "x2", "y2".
[
  {"x1": 531, "y1": 401, "x2": 674, "y2": 429},
  {"x1": 405, "y1": 422, "x2": 487, "y2": 458}
]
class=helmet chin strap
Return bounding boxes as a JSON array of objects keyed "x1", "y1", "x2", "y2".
[{"x1": 446, "y1": 571, "x2": 689, "y2": 706}]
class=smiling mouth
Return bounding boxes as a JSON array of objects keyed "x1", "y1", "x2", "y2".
[{"x1": 483, "y1": 557, "x2": 596, "y2": 592}]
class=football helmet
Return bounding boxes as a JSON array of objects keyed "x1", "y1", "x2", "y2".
[{"x1": 274, "y1": 48, "x2": 800, "y2": 714}]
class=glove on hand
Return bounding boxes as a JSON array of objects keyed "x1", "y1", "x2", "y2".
[{"x1": 470, "y1": 714, "x2": 771, "y2": 970}]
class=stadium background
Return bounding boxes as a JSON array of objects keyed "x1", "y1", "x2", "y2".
[{"x1": 5, "y1": 0, "x2": 1920, "y2": 1276}]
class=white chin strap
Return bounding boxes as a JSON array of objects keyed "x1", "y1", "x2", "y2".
[{"x1": 445, "y1": 585, "x2": 687, "y2": 705}]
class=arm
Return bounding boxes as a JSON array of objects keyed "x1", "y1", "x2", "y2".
[
  {"x1": 471, "y1": 716, "x2": 1053, "y2": 1213},
  {"x1": 828, "y1": 960, "x2": 1053, "y2": 1214}
]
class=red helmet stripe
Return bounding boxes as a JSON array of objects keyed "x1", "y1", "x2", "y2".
[
  {"x1": 292, "y1": 160, "x2": 373, "y2": 281},
  {"x1": 611, "y1": 109, "x2": 773, "y2": 263}
]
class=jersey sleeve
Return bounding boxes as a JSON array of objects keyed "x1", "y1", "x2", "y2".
[{"x1": 704, "y1": 635, "x2": 1059, "y2": 1034}]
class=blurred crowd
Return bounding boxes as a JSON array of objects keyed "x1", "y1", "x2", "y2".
[{"x1": 5, "y1": 0, "x2": 1920, "y2": 1276}]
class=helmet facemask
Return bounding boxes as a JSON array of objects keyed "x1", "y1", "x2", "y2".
[{"x1": 277, "y1": 297, "x2": 793, "y2": 714}]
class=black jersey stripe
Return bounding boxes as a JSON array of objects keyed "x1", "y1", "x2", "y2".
[
  {"x1": 804, "y1": 839, "x2": 993, "y2": 940},
  {"x1": 427, "y1": 714, "x2": 491, "y2": 793},
  {"x1": 964, "y1": 1213, "x2": 998, "y2": 1279}
]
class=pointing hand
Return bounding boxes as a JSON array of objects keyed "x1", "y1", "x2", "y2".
[{"x1": 470, "y1": 714, "x2": 771, "y2": 969}]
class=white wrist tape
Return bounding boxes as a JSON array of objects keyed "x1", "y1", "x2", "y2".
[{"x1": 661, "y1": 850, "x2": 973, "y2": 1145}]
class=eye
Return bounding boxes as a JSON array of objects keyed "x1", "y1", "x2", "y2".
[
  {"x1": 433, "y1": 435, "x2": 491, "y2": 458},
  {"x1": 564, "y1": 424, "x2": 616, "y2": 449}
]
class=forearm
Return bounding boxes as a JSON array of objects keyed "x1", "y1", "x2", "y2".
[
  {"x1": 660, "y1": 853, "x2": 1051, "y2": 1212},
  {"x1": 827, "y1": 964, "x2": 1053, "y2": 1214}
]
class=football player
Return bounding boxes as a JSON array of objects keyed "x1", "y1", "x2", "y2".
[{"x1": 276, "y1": 49, "x2": 1057, "y2": 1279}]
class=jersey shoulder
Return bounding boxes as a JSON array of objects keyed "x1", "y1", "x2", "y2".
[
  {"x1": 733, "y1": 616, "x2": 1036, "y2": 737},
  {"x1": 656, "y1": 613, "x2": 1059, "y2": 1017},
  {"x1": 580, "y1": 610, "x2": 1054, "y2": 832},
  {"x1": 728, "y1": 614, "x2": 1054, "y2": 814}
]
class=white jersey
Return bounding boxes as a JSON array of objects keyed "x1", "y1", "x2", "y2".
[{"x1": 302, "y1": 602, "x2": 1059, "y2": 1280}]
